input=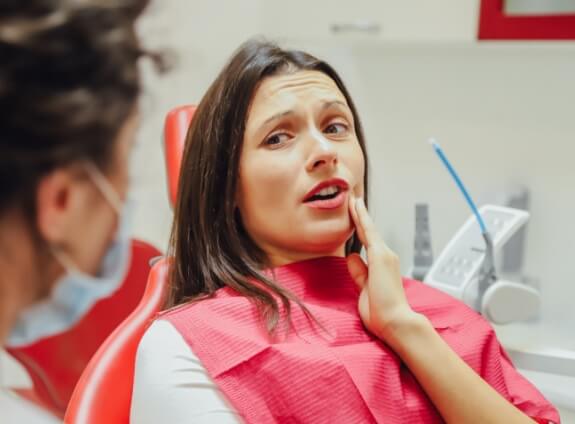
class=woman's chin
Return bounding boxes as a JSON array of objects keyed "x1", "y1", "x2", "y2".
[{"x1": 300, "y1": 224, "x2": 354, "y2": 254}]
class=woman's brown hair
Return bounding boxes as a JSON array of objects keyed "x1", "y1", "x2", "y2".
[{"x1": 167, "y1": 39, "x2": 369, "y2": 332}]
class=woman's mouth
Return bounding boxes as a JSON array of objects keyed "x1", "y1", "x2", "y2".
[{"x1": 303, "y1": 179, "x2": 349, "y2": 210}]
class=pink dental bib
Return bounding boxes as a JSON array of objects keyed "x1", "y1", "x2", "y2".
[{"x1": 163, "y1": 257, "x2": 558, "y2": 423}]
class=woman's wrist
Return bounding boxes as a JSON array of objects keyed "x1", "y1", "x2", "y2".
[{"x1": 375, "y1": 311, "x2": 434, "y2": 353}]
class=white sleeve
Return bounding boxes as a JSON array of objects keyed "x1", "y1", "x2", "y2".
[
  {"x1": 130, "y1": 320, "x2": 241, "y2": 424},
  {"x1": 0, "y1": 389, "x2": 60, "y2": 424}
]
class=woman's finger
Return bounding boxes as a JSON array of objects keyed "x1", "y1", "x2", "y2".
[
  {"x1": 348, "y1": 195, "x2": 367, "y2": 245},
  {"x1": 353, "y1": 198, "x2": 400, "y2": 289},
  {"x1": 354, "y1": 198, "x2": 386, "y2": 251},
  {"x1": 346, "y1": 253, "x2": 368, "y2": 291}
]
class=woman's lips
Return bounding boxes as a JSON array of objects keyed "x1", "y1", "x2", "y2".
[
  {"x1": 303, "y1": 178, "x2": 349, "y2": 202},
  {"x1": 304, "y1": 190, "x2": 347, "y2": 210}
]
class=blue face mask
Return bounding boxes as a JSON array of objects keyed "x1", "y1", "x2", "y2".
[{"x1": 6, "y1": 163, "x2": 133, "y2": 347}]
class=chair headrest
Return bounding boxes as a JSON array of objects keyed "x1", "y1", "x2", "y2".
[{"x1": 163, "y1": 105, "x2": 197, "y2": 207}]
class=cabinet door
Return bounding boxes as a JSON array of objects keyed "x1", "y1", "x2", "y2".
[{"x1": 261, "y1": 0, "x2": 479, "y2": 42}]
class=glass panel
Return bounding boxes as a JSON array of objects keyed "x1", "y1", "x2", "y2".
[{"x1": 505, "y1": 0, "x2": 575, "y2": 15}]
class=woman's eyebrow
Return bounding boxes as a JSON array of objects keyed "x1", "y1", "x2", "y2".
[
  {"x1": 261, "y1": 110, "x2": 293, "y2": 127},
  {"x1": 258, "y1": 99, "x2": 349, "y2": 131},
  {"x1": 321, "y1": 99, "x2": 348, "y2": 111}
]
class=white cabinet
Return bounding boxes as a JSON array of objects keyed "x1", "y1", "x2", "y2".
[{"x1": 261, "y1": 0, "x2": 480, "y2": 43}]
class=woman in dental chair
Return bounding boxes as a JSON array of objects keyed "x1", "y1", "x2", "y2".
[{"x1": 131, "y1": 40, "x2": 559, "y2": 424}]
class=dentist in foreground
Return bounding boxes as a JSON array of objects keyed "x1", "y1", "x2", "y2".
[{"x1": 0, "y1": 0, "x2": 161, "y2": 348}]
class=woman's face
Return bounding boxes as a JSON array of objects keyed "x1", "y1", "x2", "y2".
[
  {"x1": 238, "y1": 70, "x2": 365, "y2": 266},
  {"x1": 38, "y1": 111, "x2": 138, "y2": 289},
  {"x1": 63, "y1": 112, "x2": 137, "y2": 277},
  {"x1": 0, "y1": 112, "x2": 138, "y2": 342}
]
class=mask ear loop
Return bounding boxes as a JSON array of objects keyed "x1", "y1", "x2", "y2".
[
  {"x1": 51, "y1": 162, "x2": 125, "y2": 274},
  {"x1": 51, "y1": 246, "x2": 81, "y2": 274},
  {"x1": 84, "y1": 161, "x2": 124, "y2": 215}
]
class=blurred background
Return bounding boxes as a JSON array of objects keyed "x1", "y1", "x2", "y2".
[{"x1": 2, "y1": 0, "x2": 574, "y2": 422}]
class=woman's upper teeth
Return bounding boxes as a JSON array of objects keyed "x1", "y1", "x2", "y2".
[{"x1": 317, "y1": 186, "x2": 339, "y2": 196}]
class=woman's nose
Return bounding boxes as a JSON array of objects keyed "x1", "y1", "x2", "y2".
[{"x1": 306, "y1": 130, "x2": 338, "y2": 172}]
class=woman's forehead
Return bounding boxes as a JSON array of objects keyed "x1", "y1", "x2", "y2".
[{"x1": 250, "y1": 70, "x2": 347, "y2": 111}]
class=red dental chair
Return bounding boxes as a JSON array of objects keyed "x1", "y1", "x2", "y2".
[
  {"x1": 64, "y1": 105, "x2": 196, "y2": 423},
  {"x1": 5, "y1": 239, "x2": 162, "y2": 419},
  {"x1": 63, "y1": 258, "x2": 169, "y2": 424},
  {"x1": 164, "y1": 105, "x2": 197, "y2": 207}
]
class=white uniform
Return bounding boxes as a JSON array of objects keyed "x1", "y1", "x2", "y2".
[{"x1": 130, "y1": 320, "x2": 241, "y2": 423}]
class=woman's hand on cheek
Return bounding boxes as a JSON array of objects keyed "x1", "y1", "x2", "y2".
[{"x1": 346, "y1": 195, "x2": 423, "y2": 344}]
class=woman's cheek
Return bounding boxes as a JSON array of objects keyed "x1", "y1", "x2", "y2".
[
  {"x1": 242, "y1": 159, "x2": 293, "y2": 214},
  {"x1": 342, "y1": 144, "x2": 366, "y2": 198}
]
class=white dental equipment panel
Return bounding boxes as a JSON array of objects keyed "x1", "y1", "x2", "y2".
[{"x1": 424, "y1": 205, "x2": 529, "y2": 306}]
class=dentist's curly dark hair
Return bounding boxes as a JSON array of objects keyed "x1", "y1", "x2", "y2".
[{"x1": 0, "y1": 0, "x2": 166, "y2": 217}]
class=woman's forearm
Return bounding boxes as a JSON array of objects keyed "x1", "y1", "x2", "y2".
[{"x1": 382, "y1": 314, "x2": 535, "y2": 424}]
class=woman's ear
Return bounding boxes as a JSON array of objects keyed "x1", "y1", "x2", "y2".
[{"x1": 35, "y1": 168, "x2": 89, "y2": 244}]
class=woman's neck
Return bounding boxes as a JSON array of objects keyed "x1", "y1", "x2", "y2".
[
  {"x1": 265, "y1": 244, "x2": 346, "y2": 268},
  {"x1": 0, "y1": 212, "x2": 47, "y2": 344}
]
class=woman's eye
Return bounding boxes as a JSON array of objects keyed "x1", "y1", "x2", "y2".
[
  {"x1": 264, "y1": 132, "x2": 290, "y2": 147},
  {"x1": 324, "y1": 122, "x2": 348, "y2": 135}
]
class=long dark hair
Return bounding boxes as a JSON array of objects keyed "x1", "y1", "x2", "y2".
[
  {"x1": 167, "y1": 39, "x2": 369, "y2": 332},
  {"x1": 0, "y1": 0, "x2": 166, "y2": 219}
]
